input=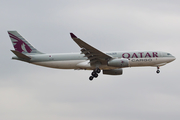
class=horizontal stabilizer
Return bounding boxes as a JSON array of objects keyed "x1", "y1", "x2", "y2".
[{"x1": 11, "y1": 50, "x2": 31, "y2": 60}]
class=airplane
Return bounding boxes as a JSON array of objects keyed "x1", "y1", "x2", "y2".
[{"x1": 8, "y1": 31, "x2": 176, "y2": 81}]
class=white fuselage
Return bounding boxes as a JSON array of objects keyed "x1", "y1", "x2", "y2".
[
  {"x1": 8, "y1": 31, "x2": 176, "y2": 79},
  {"x1": 17, "y1": 51, "x2": 175, "y2": 70}
]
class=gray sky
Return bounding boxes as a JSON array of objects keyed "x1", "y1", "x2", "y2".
[{"x1": 0, "y1": 0, "x2": 180, "y2": 120}]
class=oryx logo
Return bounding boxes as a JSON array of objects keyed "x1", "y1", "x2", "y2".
[{"x1": 9, "y1": 32, "x2": 32, "y2": 53}]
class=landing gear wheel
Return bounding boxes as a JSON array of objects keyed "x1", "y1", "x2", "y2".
[
  {"x1": 89, "y1": 68, "x2": 100, "y2": 80},
  {"x1": 89, "y1": 76, "x2": 94, "y2": 81},
  {"x1": 156, "y1": 70, "x2": 160, "y2": 74},
  {"x1": 156, "y1": 66, "x2": 160, "y2": 74},
  {"x1": 96, "y1": 68, "x2": 101, "y2": 73},
  {"x1": 91, "y1": 72, "x2": 96, "y2": 76},
  {"x1": 94, "y1": 73, "x2": 98, "y2": 78}
]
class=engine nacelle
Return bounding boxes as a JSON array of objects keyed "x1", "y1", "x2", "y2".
[
  {"x1": 103, "y1": 68, "x2": 123, "y2": 75},
  {"x1": 108, "y1": 58, "x2": 129, "y2": 68}
]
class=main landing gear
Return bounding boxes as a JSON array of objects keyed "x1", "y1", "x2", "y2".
[
  {"x1": 156, "y1": 66, "x2": 160, "y2": 74},
  {"x1": 89, "y1": 68, "x2": 101, "y2": 81}
]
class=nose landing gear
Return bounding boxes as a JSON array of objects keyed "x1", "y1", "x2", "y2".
[
  {"x1": 89, "y1": 68, "x2": 101, "y2": 81},
  {"x1": 156, "y1": 66, "x2": 160, "y2": 74}
]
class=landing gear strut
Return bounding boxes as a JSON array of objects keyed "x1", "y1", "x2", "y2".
[
  {"x1": 89, "y1": 68, "x2": 101, "y2": 81},
  {"x1": 156, "y1": 66, "x2": 160, "y2": 74}
]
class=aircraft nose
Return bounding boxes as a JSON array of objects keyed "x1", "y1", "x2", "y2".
[
  {"x1": 173, "y1": 56, "x2": 176, "y2": 60},
  {"x1": 171, "y1": 56, "x2": 176, "y2": 61}
]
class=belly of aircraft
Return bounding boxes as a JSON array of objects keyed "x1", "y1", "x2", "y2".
[
  {"x1": 32, "y1": 60, "x2": 118, "y2": 70},
  {"x1": 32, "y1": 60, "x2": 85, "y2": 69},
  {"x1": 31, "y1": 57, "x2": 170, "y2": 69}
]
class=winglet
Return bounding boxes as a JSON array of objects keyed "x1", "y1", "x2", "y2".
[{"x1": 70, "y1": 33, "x2": 78, "y2": 38}]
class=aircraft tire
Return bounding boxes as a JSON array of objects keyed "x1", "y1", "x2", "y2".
[
  {"x1": 89, "y1": 76, "x2": 94, "y2": 81},
  {"x1": 94, "y1": 73, "x2": 98, "y2": 78},
  {"x1": 156, "y1": 70, "x2": 160, "y2": 74},
  {"x1": 96, "y1": 68, "x2": 101, "y2": 73},
  {"x1": 91, "y1": 71, "x2": 96, "y2": 76}
]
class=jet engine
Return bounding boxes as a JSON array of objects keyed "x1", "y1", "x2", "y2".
[
  {"x1": 108, "y1": 58, "x2": 129, "y2": 68},
  {"x1": 103, "y1": 68, "x2": 123, "y2": 75}
]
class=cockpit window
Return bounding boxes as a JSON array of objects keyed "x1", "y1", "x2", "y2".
[{"x1": 167, "y1": 53, "x2": 171, "y2": 55}]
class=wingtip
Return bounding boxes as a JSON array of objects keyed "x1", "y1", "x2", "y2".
[{"x1": 70, "y1": 33, "x2": 77, "y2": 38}]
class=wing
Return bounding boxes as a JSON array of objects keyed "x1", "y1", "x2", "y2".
[{"x1": 70, "y1": 33, "x2": 112, "y2": 65}]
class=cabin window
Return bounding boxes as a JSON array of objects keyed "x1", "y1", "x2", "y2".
[{"x1": 167, "y1": 53, "x2": 171, "y2": 55}]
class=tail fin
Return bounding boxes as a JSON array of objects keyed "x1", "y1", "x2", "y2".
[{"x1": 8, "y1": 31, "x2": 43, "y2": 54}]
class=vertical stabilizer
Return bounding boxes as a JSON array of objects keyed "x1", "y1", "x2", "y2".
[{"x1": 8, "y1": 31, "x2": 43, "y2": 54}]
